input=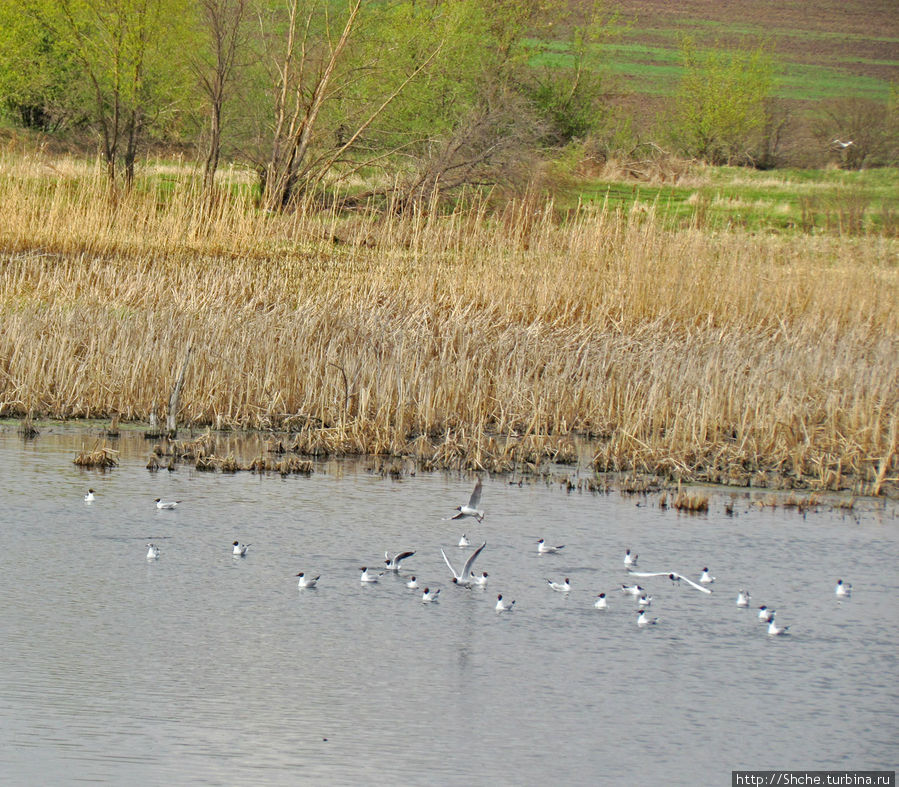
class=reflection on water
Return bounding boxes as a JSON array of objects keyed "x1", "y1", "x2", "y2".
[{"x1": 0, "y1": 426, "x2": 897, "y2": 785}]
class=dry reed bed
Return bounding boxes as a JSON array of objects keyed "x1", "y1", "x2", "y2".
[{"x1": 0, "y1": 153, "x2": 896, "y2": 492}]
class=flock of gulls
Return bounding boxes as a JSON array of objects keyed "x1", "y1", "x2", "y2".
[{"x1": 84, "y1": 479, "x2": 854, "y2": 630}]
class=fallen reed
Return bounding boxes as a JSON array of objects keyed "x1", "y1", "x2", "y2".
[{"x1": 0, "y1": 151, "x2": 896, "y2": 492}]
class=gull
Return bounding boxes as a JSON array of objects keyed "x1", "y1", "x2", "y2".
[
  {"x1": 636, "y1": 609, "x2": 659, "y2": 627},
  {"x1": 627, "y1": 571, "x2": 713, "y2": 595},
  {"x1": 146, "y1": 543, "x2": 160, "y2": 560},
  {"x1": 758, "y1": 605, "x2": 774, "y2": 622},
  {"x1": 360, "y1": 567, "x2": 382, "y2": 583},
  {"x1": 421, "y1": 587, "x2": 440, "y2": 603},
  {"x1": 546, "y1": 577, "x2": 571, "y2": 592},
  {"x1": 384, "y1": 550, "x2": 415, "y2": 572},
  {"x1": 537, "y1": 539, "x2": 565, "y2": 554},
  {"x1": 736, "y1": 590, "x2": 751, "y2": 607},
  {"x1": 832, "y1": 139, "x2": 854, "y2": 149},
  {"x1": 84, "y1": 489, "x2": 96, "y2": 503},
  {"x1": 700, "y1": 568, "x2": 715, "y2": 584},
  {"x1": 594, "y1": 593, "x2": 608, "y2": 609},
  {"x1": 767, "y1": 614, "x2": 790, "y2": 636},
  {"x1": 441, "y1": 541, "x2": 487, "y2": 587},
  {"x1": 450, "y1": 479, "x2": 484, "y2": 522},
  {"x1": 624, "y1": 549, "x2": 638, "y2": 567},
  {"x1": 406, "y1": 576, "x2": 419, "y2": 589},
  {"x1": 296, "y1": 572, "x2": 320, "y2": 588},
  {"x1": 638, "y1": 594, "x2": 653, "y2": 608},
  {"x1": 621, "y1": 583, "x2": 644, "y2": 596},
  {"x1": 495, "y1": 594, "x2": 515, "y2": 612},
  {"x1": 232, "y1": 541, "x2": 250, "y2": 556},
  {"x1": 835, "y1": 579, "x2": 852, "y2": 598},
  {"x1": 154, "y1": 498, "x2": 180, "y2": 510},
  {"x1": 458, "y1": 534, "x2": 471, "y2": 547},
  {"x1": 470, "y1": 571, "x2": 489, "y2": 587}
]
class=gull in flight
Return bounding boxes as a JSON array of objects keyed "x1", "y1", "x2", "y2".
[
  {"x1": 537, "y1": 539, "x2": 565, "y2": 554},
  {"x1": 155, "y1": 498, "x2": 180, "y2": 510},
  {"x1": 450, "y1": 479, "x2": 484, "y2": 523},
  {"x1": 624, "y1": 549, "x2": 638, "y2": 567},
  {"x1": 627, "y1": 570, "x2": 713, "y2": 595},
  {"x1": 835, "y1": 579, "x2": 851, "y2": 598},
  {"x1": 84, "y1": 489, "x2": 96, "y2": 503},
  {"x1": 495, "y1": 594, "x2": 515, "y2": 612},
  {"x1": 636, "y1": 609, "x2": 659, "y2": 627},
  {"x1": 146, "y1": 543, "x2": 160, "y2": 560},
  {"x1": 421, "y1": 587, "x2": 440, "y2": 603},
  {"x1": 546, "y1": 577, "x2": 571, "y2": 592},
  {"x1": 441, "y1": 541, "x2": 487, "y2": 587},
  {"x1": 832, "y1": 139, "x2": 854, "y2": 149},
  {"x1": 232, "y1": 541, "x2": 251, "y2": 556},
  {"x1": 736, "y1": 590, "x2": 751, "y2": 607},
  {"x1": 296, "y1": 572, "x2": 319, "y2": 588},
  {"x1": 384, "y1": 551, "x2": 415, "y2": 572}
]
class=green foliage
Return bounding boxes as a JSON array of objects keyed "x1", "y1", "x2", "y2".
[{"x1": 669, "y1": 37, "x2": 777, "y2": 165}]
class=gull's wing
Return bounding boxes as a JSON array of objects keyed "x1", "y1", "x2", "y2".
[
  {"x1": 394, "y1": 550, "x2": 414, "y2": 563},
  {"x1": 450, "y1": 511, "x2": 464, "y2": 520},
  {"x1": 627, "y1": 570, "x2": 712, "y2": 594},
  {"x1": 461, "y1": 542, "x2": 487, "y2": 577},
  {"x1": 468, "y1": 479, "x2": 482, "y2": 508},
  {"x1": 441, "y1": 548, "x2": 460, "y2": 580}
]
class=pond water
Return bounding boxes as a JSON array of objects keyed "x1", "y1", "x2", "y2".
[{"x1": 0, "y1": 426, "x2": 896, "y2": 785}]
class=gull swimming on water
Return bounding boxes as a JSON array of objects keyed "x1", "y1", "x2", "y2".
[
  {"x1": 594, "y1": 593, "x2": 608, "y2": 609},
  {"x1": 296, "y1": 572, "x2": 319, "y2": 588},
  {"x1": 450, "y1": 479, "x2": 484, "y2": 523},
  {"x1": 626, "y1": 571, "x2": 713, "y2": 595},
  {"x1": 624, "y1": 549, "x2": 638, "y2": 567},
  {"x1": 767, "y1": 613, "x2": 790, "y2": 636},
  {"x1": 458, "y1": 534, "x2": 471, "y2": 547},
  {"x1": 360, "y1": 567, "x2": 382, "y2": 583},
  {"x1": 621, "y1": 583, "x2": 644, "y2": 597},
  {"x1": 546, "y1": 577, "x2": 571, "y2": 592},
  {"x1": 84, "y1": 489, "x2": 95, "y2": 503},
  {"x1": 537, "y1": 539, "x2": 565, "y2": 554},
  {"x1": 736, "y1": 590, "x2": 751, "y2": 607},
  {"x1": 232, "y1": 541, "x2": 250, "y2": 556},
  {"x1": 441, "y1": 541, "x2": 487, "y2": 587},
  {"x1": 384, "y1": 551, "x2": 415, "y2": 572},
  {"x1": 835, "y1": 579, "x2": 852, "y2": 598},
  {"x1": 637, "y1": 609, "x2": 659, "y2": 627},
  {"x1": 406, "y1": 576, "x2": 419, "y2": 589},
  {"x1": 421, "y1": 587, "x2": 440, "y2": 603},
  {"x1": 470, "y1": 571, "x2": 489, "y2": 587},
  {"x1": 638, "y1": 594, "x2": 653, "y2": 608},
  {"x1": 758, "y1": 605, "x2": 774, "y2": 622},
  {"x1": 495, "y1": 594, "x2": 515, "y2": 612},
  {"x1": 155, "y1": 498, "x2": 180, "y2": 510},
  {"x1": 146, "y1": 543, "x2": 160, "y2": 560},
  {"x1": 699, "y1": 568, "x2": 716, "y2": 584}
]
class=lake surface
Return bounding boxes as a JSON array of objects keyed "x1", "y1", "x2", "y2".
[{"x1": 0, "y1": 426, "x2": 896, "y2": 785}]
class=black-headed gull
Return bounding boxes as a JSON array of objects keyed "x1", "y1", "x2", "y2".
[
  {"x1": 155, "y1": 498, "x2": 180, "y2": 509},
  {"x1": 636, "y1": 609, "x2": 659, "y2": 627},
  {"x1": 736, "y1": 590, "x2": 751, "y2": 607},
  {"x1": 441, "y1": 542, "x2": 487, "y2": 587},
  {"x1": 537, "y1": 539, "x2": 565, "y2": 554},
  {"x1": 594, "y1": 592, "x2": 608, "y2": 609},
  {"x1": 458, "y1": 534, "x2": 470, "y2": 547},
  {"x1": 835, "y1": 579, "x2": 851, "y2": 598},
  {"x1": 627, "y1": 570, "x2": 712, "y2": 594},
  {"x1": 406, "y1": 576, "x2": 419, "y2": 589},
  {"x1": 546, "y1": 577, "x2": 571, "y2": 592},
  {"x1": 421, "y1": 587, "x2": 440, "y2": 603},
  {"x1": 296, "y1": 572, "x2": 319, "y2": 588},
  {"x1": 384, "y1": 550, "x2": 415, "y2": 572},
  {"x1": 495, "y1": 594, "x2": 515, "y2": 612},
  {"x1": 621, "y1": 583, "x2": 644, "y2": 596},
  {"x1": 232, "y1": 541, "x2": 250, "y2": 556},
  {"x1": 699, "y1": 568, "x2": 715, "y2": 584},
  {"x1": 84, "y1": 489, "x2": 96, "y2": 502},
  {"x1": 767, "y1": 614, "x2": 790, "y2": 636},
  {"x1": 758, "y1": 605, "x2": 774, "y2": 622},
  {"x1": 146, "y1": 543, "x2": 160, "y2": 560},
  {"x1": 638, "y1": 594, "x2": 653, "y2": 608},
  {"x1": 360, "y1": 567, "x2": 382, "y2": 583},
  {"x1": 624, "y1": 548, "x2": 638, "y2": 567},
  {"x1": 470, "y1": 571, "x2": 489, "y2": 587},
  {"x1": 451, "y1": 479, "x2": 484, "y2": 522}
]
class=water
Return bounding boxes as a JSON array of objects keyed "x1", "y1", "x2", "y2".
[{"x1": 0, "y1": 427, "x2": 896, "y2": 785}]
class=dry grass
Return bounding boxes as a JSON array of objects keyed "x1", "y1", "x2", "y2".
[{"x1": 0, "y1": 152, "x2": 897, "y2": 492}]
